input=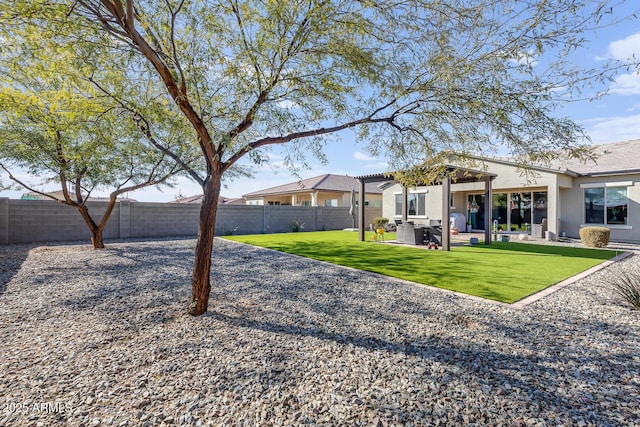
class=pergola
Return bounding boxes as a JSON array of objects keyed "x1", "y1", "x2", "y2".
[{"x1": 355, "y1": 166, "x2": 497, "y2": 251}]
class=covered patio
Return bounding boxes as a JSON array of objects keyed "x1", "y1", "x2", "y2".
[{"x1": 355, "y1": 166, "x2": 497, "y2": 250}]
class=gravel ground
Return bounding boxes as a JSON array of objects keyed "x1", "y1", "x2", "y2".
[{"x1": 0, "y1": 237, "x2": 639, "y2": 427}]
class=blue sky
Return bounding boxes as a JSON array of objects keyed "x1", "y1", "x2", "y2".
[{"x1": 2, "y1": 4, "x2": 639, "y2": 202}]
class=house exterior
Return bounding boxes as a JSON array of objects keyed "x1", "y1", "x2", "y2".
[
  {"x1": 380, "y1": 139, "x2": 640, "y2": 242},
  {"x1": 242, "y1": 174, "x2": 383, "y2": 208}
]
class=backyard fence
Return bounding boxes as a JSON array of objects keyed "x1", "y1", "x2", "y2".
[{"x1": 0, "y1": 198, "x2": 381, "y2": 245}]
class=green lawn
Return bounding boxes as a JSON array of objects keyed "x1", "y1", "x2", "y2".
[{"x1": 224, "y1": 230, "x2": 618, "y2": 303}]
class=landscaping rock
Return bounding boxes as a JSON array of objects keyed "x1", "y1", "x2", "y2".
[{"x1": 0, "y1": 238, "x2": 638, "y2": 426}]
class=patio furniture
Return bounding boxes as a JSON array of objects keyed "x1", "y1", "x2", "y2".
[
  {"x1": 425, "y1": 226, "x2": 442, "y2": 245},
  {"x1": 396, "y1": 221, "x2": 426, "y2": 245},
  {"x1": 531, "y1": 218, "x2": 547, "y2": 238}
]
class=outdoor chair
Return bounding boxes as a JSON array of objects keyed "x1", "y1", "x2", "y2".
[
  {"x1": 400, "y1": 221, "x2": 425, "y2": 245},
  {"x1": 426, "y1": 225, "x2": 442, "y2": 245}
]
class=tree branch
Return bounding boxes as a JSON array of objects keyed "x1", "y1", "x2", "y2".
[{"x1": 222, "y1": 101, "x2": 401, "y2": 172}]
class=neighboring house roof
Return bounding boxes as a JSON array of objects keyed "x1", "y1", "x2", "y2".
[
  {"x1": 243, "y1": 174, "x2": 383, "y2": 198},
  {"x1": 21, "y1": 190, "x2": 138, "y2": 202},
  {"x1": 173, "y1": 195, "x2": 243, "y2": 204},
  {"x1": 174, "y1": 194, "x2": 204, "y2": 204}
]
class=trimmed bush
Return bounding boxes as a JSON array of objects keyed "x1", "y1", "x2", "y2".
[{"x1": 579, "y1": 226, "x2": 610, "y2": 248}]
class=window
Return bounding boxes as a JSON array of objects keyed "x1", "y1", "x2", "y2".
[
  {"x1": 394, "y1": 193, "x2": 426, "y2": 216},
  {"x1": 324, "y1": 199, "x2": 338, "y2": 207},
  {"x1": 267, "y1": 201, "x2": 281, "y2": 206},
  {"x1": 395, "y1": 194, "x2": 402, "y2": 216},
  {"x1": 585, "y1": 186, "x2": 628, "y2": 225}
]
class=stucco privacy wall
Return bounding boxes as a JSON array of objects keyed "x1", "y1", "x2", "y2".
[{"x1": 0, "y1": 198, "x2": 381, "y2": 244}]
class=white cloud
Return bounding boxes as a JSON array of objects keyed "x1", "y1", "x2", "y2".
[
  {"x1": 510, "y1": 50, "x2": 538, "y2": 67},
  {"x1": 610, "y1": 71, "x2": 640, "y2": 95},
  {"x1": 277, "y1": 100, "x2": 299, "y2": 110},
  {"x1": 353, "y1": 151, "x2": 375, "y2": 161},
  {"x1": 583, "y1": 114, "x2": 640, "y2": 144},
  {"x1": 607, "y1": 32, "x2": 640, "y2": 60},
  {"x1": 364, "y1": 161, "x2": 389, "y2": 170}
]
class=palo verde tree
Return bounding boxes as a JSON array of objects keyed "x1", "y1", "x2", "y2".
[
  {"x1": 0, "y1": 56, "x2": 189, "y2": 248},
  {"x1": 4, "y1": 0, "x2": 635, "y2": 314}
]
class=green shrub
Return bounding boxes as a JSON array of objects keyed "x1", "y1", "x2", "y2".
[
  {"x1": 579, "y1": 226, "x2": 610, "y2": 248},
  {"x1": 291, "y1": 220, "x2": 305, "y2": 232},
  {"x1": 372, "y1": 217, "x2": 389, "y2": 228},
  {"x1": 611, "y1": 267, "x2": 640, "y2": 310}
]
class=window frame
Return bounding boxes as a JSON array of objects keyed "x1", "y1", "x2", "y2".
[
  {"x1": 394, "y1": 191, "x2": 427, "y2": 217},
  {"x1": 581, "y1": 182, "x2": 631, "y2": 228}
]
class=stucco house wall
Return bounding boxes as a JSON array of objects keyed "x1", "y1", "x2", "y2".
[
  {"x1": 559, "y1": 173, "x2": 639, "y2": 241},
  {"x1": 380, "y1": 155, "x2": 639, "y2": 242}
]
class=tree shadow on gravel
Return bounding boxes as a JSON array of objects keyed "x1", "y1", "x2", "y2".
[
  {"x1": 205, "y1": 303, "x2": 639, "y2": 426},
  {"x1": 202, "y1": 242, "x2": 639, "y2": 425},
  {"x1": 16, "y1": 238, "x2": 638, "y2": 425},
  {"x1": 47, "y1": 241, "x2": 197, "y2": 327},
  {"x1": 0, "y1": 243, "x2": 35, "y2": 297}
]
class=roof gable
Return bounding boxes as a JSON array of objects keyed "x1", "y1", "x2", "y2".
[
  {"x1": 471, "y1": 139, "x2": 640, "y2": 177},
  {"x1": 243, "y1": 174, "x2": 383, "y2": 198}
]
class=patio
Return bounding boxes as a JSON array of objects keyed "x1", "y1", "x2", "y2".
[{"x1": 355, "y1": 166, "x2": 497, "y2": 250}]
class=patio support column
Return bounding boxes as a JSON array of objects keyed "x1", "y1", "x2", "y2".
[
  {"x1": 441, "y1": 176, "x2": 451, "y2": 251},
  {"x1": 402, "y1": 185, "x2": 408, "y2": 221},
  {"x1": 311, "y1": 191, "x2": 318, "y2": 207},
  {"x1": 484, "y1": 177, "x2": 492, "y2": 245},
  {"x1": 358, "y1": 178, "x2": 366, "y2": 241}
]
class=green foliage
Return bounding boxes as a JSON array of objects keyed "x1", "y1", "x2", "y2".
[
  {"x1": 291, "y1": 220, "x2": 305, "y2": 233},
  {"x1": 222, "y1": 226, "x2": 239, "y2": 236},
  {"x1": 225, "y1": 231, "x2": 616, "y2": 303},
  {"x1": 2, "y1": 0, "x2": 635, "y2": 178},
  {"x1": 372, "y1": 217, "x2": 389, "y2": 228},
  {"x1": 3, "y1": 0, "x2": 636, "y2": 311},
  {"x1": 579, "y1": 227, "x2": 611, "y2": 248},
  {"x1": 611, "y1": 266, "x2": 640, "y2": 310}
]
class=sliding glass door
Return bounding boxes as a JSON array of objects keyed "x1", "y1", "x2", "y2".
[{"x1": 467, "y1": 191, "x2": 547, "y2": 232}]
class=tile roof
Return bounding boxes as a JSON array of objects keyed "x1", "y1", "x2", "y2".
[
  {"x1": 472, "y1": 139, "x2": 640, "y2": 177},
  {"x1": 243, "y1": 174, "x2": 384, "y2": 198},
  {"x1": 563, "y1": 139, "x2": 640, "y2": 176}
]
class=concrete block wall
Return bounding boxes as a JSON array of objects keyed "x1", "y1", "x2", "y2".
[
  {"x1": 320, "y1": 207, "x2": 354, "y2": 230},
  {"x1": 129, "y1": 202, "x2": 201, "y2": 238},
  {"x1": 215, "y1": 205, "x2": 264, "y2": 235},
  {"x1": 5, "y1": 199, "x2": 120, "y2": 244},
  {"x1": 0, "y1": 198, "x2": 8, "y2": 245},
  {"x1": 0, "y1": 198, "x2": 375, "y2": 244},
  {"x1": 265, "y1": 206, "x2": 319, "y2": 233}
]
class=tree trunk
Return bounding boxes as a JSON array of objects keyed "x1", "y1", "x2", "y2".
[
  {"x1": 188, "y1": 172, "x2": 222, "y2": 316},
  {"x1": 75, "y1": 204, "x2": 105, "y2": 249},
  {"x1": 91, "y1": 228, "x2": 105, "y2": 249}
]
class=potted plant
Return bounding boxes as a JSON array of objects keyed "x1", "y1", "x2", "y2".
[
  {"x1": 466, "y1": 221, "x2": 472, "y2": 233},
  {"x1": 451, "y1": 226, "x2": 459, "y2": 235}
]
